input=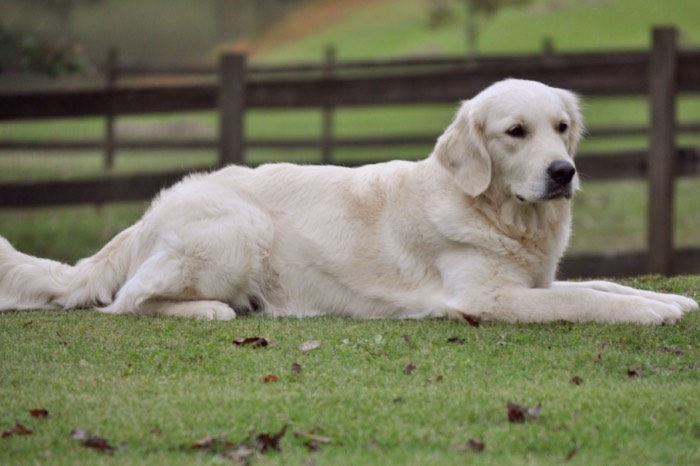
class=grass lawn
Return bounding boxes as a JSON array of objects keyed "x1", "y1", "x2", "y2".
[
  {"x1": 1, "y1": 2, "x2": 699, "y2": 465},
  {"x1": 1, "y1": 276, "x2": 698, "y2": 466}
]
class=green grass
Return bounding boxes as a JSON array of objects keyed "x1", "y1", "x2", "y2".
[
  {"x1": 255, "y1": 0, "x2": 700, "y2": 62},
  {"x1": 1, "y1": 3, "x2": 699, "y2": 465},
  {"x1": 1, "y1": 276, "x2": 699, "y2": 466}
]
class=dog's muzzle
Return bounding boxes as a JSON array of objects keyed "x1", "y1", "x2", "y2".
[{"x1": 543, "y1": 160, "x2": 576, "y2": 200}]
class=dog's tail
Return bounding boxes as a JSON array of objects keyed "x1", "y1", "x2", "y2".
[{"x1": 0, "y1": 223, "x2": 139, "y2": 311}]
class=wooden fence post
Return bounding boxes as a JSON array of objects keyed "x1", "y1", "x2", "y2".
[
  {"x1": 104, "y1": 47, "x2": 118, "y2": 171},
  {"x1": 321, "y1": 44, "x2": 336, "y2": 164},
  {"x1": 218, "y1": 53, "x2": 246, "y2": 167},
  {"x1": 647, "y1": 27, "x2": 678, "y2": 275}
]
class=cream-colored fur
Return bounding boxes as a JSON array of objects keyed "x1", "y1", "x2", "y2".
[{"x1": 0, "y1": 79, "x2": 697, "y2": 323}]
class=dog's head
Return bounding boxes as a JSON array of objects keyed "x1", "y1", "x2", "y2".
[{"x1": 434, "y1": 79, "x2": 584, "y2": 203}]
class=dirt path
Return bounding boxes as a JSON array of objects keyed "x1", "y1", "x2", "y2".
[{"x1": 236, "y1": 0, "x2": 393, "y2": 56}]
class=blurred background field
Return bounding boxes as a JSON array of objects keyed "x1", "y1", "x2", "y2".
[{"x1": 0, "y1": 0, "x2": 699, "y2": 266}]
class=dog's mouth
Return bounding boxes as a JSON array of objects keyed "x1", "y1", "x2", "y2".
[{"x1": 515, "y1": 186, "x2": 573, "y2": 203}]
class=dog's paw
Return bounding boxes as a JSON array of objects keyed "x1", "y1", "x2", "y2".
[
  {"x1": 610, "y1": 298, "x2": 682, "y2": 325},
  {"x1": 673, "y1": 295, "x2": 699, "y2": 313},
  {"x1": 195, "y1": 301, "x2": 237, "y2": 321}
]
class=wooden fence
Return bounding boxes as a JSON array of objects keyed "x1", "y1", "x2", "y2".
[{"x1": 0, "y1": 27, "x2": 699, "y2": 278}]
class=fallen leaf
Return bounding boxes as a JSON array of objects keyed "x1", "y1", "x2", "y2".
[
  {"x1": 29, "y1": 408, "x2": 49, "y2": 419},
  {"x1": 291, "y1": 363, "x2": 302, "y2": 374},
  {"x1": 507, "y1": 400, "x2": 542, "y2": 423},
  {"x1": 450, "y1": 438, "x2": 485, "y2": 453},
  {"x1": 81, "y1": 437, "x2": 115, "y2": 454},
  {"x1": 403, "y1": 363, "x2": 416, "y2": 375},
  {"x1": 435, "y1": 375, "x2": 444, "y2": 382},
  {"x1": 662, "y1": 346, "x2": 684, "y2": 355},
  {"x1": 402, "y1": 335, "x2": 415, "y2": 348},
  {"x1": 299, "y1": 340, "x2": 321, "y2": 352},
  {"x1": 192, "y1": 435, "x2": 231, "y2": 450},
  {"x1": 254, "y1": 425, "x2": 287, "y2": 453},
  {"x1": 447, "y1": 337, "x2": 465, "y2": 344},
  {"x1": 295, "y1": 429, "x2": 332, "y2": 452},
  {"x1": 70, "y1": 429, "x2": 116, "y2": 453},
  {"x1": 70, "y1": 429, "x2": 89, "y2": 441},
  {"x1": 627, "y1": 368, "x2": 641, "y2": 378},
  {"x1": 2, "y1": 422, "x2": 33, "y2": 438},
  {"x1": 263, "y1": 374, "x2": 279, "y2": 383},
  {"x1": 224, "y1": 444, "x2": 255, "y2": 465},
  {"x1": 461, "y1": 314, "x2": 481, "y2": 328},
  {"x1": 565, "y1": 448, "x2": 578, "y2": 461},
  {"x1": 570, "y1": 376, "x2": 584, "y2": 385},
  {"x1": 233, "y1": 337, "x2": 272, "y2": 348}
]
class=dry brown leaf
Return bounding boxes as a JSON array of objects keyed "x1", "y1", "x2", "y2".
[
  {"x1": 81, "y1": 437, "x2": 115, "y2": 454},
  {"x1": 29, "y1": 408, "x2": 49, "y2": 419},
  {"x1": 2, "y1": 422, "x2": 33, "y2": 438},
  {"x1": 507, "y1": 400, "x2": 542, "y2": 423},
  {"x1": 233, "y1": 337, "x2": 273, "y2": 348},
  {"x1": 461, "y1": 314, "x2": 481, "y2": 328},
  {"x1": 254, "y1": 425, "x2": 287, "y2": 453},
  {"x1": 450, "y1": 438, "x2": 485, "y2": 453},
  {"x1": 570, "y1": 376, "x2": 584, "y2": 385}
]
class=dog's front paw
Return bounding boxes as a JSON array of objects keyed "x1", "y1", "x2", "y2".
[
  {"x1": 674, "y1": 295, "x2": 699, "y2": 313},
  {"x1": 198, "y1": 301, "x2": 237, "y2": 321},
  {"x1": 612, "y1": 299, "x2": 682, "y2": 325}
]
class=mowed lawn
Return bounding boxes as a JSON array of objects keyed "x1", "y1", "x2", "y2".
[
  {"x1": 1, "y1": 276, "x2": 699, "y2": 466},
  {"x1": 2, "y1": 1, "x2": 700, "y2": 464}
]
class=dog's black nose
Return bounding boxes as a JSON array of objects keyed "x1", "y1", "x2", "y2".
[{"x1": 547, "y1": 161, "x2": 576, "y2": 186}]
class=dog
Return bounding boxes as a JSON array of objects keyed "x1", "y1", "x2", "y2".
[{"x1": 0, "y1": 79, "x2": 697, "y2": 323}]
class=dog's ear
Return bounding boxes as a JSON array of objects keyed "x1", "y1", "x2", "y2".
[
  {"x1": 557, "y1": 89, "x2": 585, "y2": 155},
  {"x1": 434, "y1": 101, "x2": 491, "y2": 197}
]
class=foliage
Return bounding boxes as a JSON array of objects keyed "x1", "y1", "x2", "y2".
[
  {"x1": 22, "y1": 0, "x2": 103, "y2": 21},
  {"x1": 425, "y1": 0, "x2": 534, "y2": 53},
  {"x1": 0, "y1": 24, "x2": 87, "y2": 76}
]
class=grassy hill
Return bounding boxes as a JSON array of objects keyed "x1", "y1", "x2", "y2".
[{"x1": 250, "y1": 0, "x2": 700, "y2": 63}]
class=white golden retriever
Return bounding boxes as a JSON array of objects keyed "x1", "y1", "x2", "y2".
[{"x1": 0, "y1": 79, "x2": 697, "y2": 323}]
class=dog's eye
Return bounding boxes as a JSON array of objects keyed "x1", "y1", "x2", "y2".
[
  {"x1": 557, "y1": 122, "x2": 569, "y2": 133},
  {"x1": 506, "y1": 125, "x2": 526, "y2": 138}
]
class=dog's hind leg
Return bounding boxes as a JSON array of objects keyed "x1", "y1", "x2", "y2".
[
  {"x1": 100, "y1": 213, "x2": 273, "y2": 320},
  {"x1": 98, "y1": 248, "x2": 242, "y2": 320}
]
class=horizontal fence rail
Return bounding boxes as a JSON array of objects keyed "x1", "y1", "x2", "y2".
[
  {"x1": 2, "y1": 50, "x2": 700, "y2": 121},
  {"x1": 0, "y1": 27, "x2": 698, "y2": 278},
  {"x1": 0, "y1": 148, "x2": 698, "y2": 209}
]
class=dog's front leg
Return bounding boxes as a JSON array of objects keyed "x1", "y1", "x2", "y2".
[
  {"x1": 552, "y1": 280, "x2": 698, "y2": 313},
  {"x1": 443, "y1": 285, "x2": 688, "y2": 324}
]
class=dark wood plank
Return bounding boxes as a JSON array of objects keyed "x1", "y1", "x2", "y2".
[{"x1": 647, "y1": 27, "x2": 678, "y2": 275}]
